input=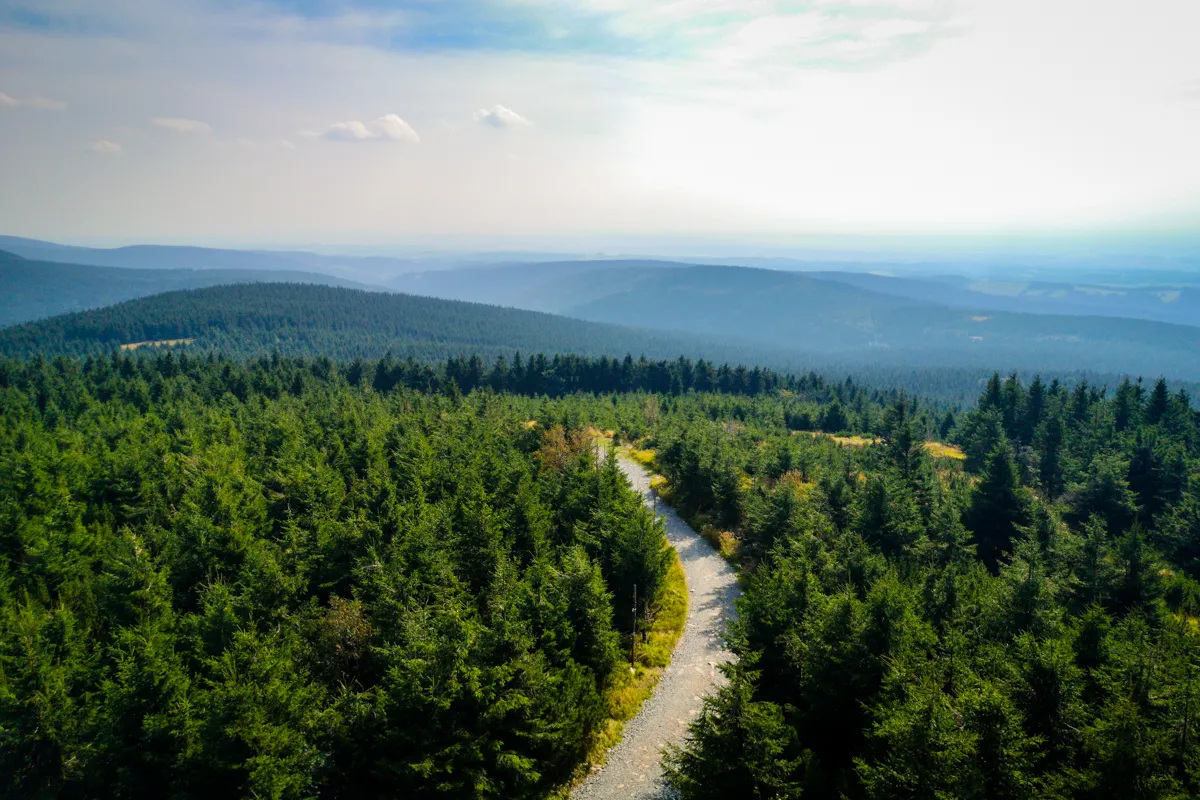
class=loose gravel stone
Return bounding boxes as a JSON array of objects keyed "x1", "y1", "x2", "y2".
[{"x1": 572, "y1": 457, "x2": 741, "y2": 800}]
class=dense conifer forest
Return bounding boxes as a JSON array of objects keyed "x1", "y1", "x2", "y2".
[
  {"x1": 3, "y1": 350, "x2": 1200, "y2": 798},
  {"x1": 649, "y1": 374, "x2": 1200, "y2": 798},
  {"x1": 5, "y1": 281, "x2": 1195, "y2": 405},
  {"x1": 0, "y1": 282, "x2": 740, "y2": 365},
  {"x1": 0, "y1": 354, "x2": 676, "y2": 798}
]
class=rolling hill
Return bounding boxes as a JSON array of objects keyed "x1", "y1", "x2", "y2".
[
  {"x1": 394, "y1": 256, "x2": 1200, "y2": 328},
  {"x1": 564, "y1": 266, "x2": 1200, "y2": 378},
  {"x1": 0, "y1": 281, "x2": 760, "y2": 364},
  {"x1": 0, "y1": 248, "x2": 382, "y2": 327},
  {"x1": 0, "y1": 235, "x2": 606, "y2": 285},
  {"x1": 391, "y1": 260, "x2": 1200, "y2": 380},
  {"x1": 388, "y1": 259, "x2": 692, "y2": 311},
  {"x1": 5, "y1": 280, "x2": 1199, "y2": 404},
  {"x1": 812, "y1": 270, "x2": 1200, "y2": 327}
]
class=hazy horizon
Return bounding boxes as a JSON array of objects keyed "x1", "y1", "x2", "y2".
[{"x1": 2, "y1": 0, "x2": 1199, "y2": 246}]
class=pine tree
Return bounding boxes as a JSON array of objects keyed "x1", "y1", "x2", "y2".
[{"x1": 964, "y1": 440, "x2": 1032, "y2": 571}]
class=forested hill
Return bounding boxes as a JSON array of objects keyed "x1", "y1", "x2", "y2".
[
  {"x1": 6, "y1": 281, "x2": 1198, "y2": 406},
  {"x1": 0, "y1": 249, "x2": 381, "y2": 327},
  {"x1": 0, "y1": 281, "x2": 752, "y2": 365},
  {"x1": 394, "y1": 261, "x2": 1200, "y2": 381}
]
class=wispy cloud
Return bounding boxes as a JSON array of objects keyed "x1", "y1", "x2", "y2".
[
  {"x1": 0, "y1": 0, "x2": 960, "y2": 71},
  {"x1": 381, "y1": 0, "x2": 959, "y2": 69},
  {"x1": 153, "y1": 117, "x2": 213, "y2": 135},
  {"x1": 323, "y1": 114, "x2": 420, "y2": 143},
  {"x1": 473, "y1": 104, "x2": 532, "y2": 129},
  {"x1": 0, "y1": 91, "x2": 66, "y2": 110},
  {"x1": 89, "y1": 139, "x2": 122, "y2": 154}
]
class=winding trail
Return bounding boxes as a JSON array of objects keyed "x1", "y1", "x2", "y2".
[{"x1": 573, "y1": 456, "x2": 741, "y2": 800}]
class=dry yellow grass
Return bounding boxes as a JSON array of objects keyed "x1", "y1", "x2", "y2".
[
  {"x1": 629, "y1": 448, "x2": 657, "y2": 468},
  {"x1": 119, "y1": 338, "x2": 194, "y2": 351},
  {"x1": 796, "y1": 431, "x2": 880, "y2": 447},
  {"x1": 713, "y1": 530, "x2": 739, "y2": 560},
  {"x1": 778, "y1": 471, "x2": 817, "y2": 499},
  {"x1": 924, "y1": 441, "x2": 966, "y2": 461},
  {"x1": 586, "y1": 425, "x2": 617, "y2": 442},
  {"x1": 564, "y1": 553, "x2": 688, "y2": 793},
  {"x1": 1171, "y1": 613, "x2": 1200, "y2": 637},
  {"x1": 796, "y1": 431, "x2": 965, "y2": 461}
]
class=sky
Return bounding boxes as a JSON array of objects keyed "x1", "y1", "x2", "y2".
[{"x1": 0, "y1": 0, "x2": 1198, "y2": 249}]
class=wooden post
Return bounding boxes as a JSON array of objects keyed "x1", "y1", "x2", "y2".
[{"x1": 631, "y1": 583, "x2": 637, "y2": 668}]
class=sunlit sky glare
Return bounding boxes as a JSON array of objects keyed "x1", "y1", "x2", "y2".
[{"x1": 0, "y1": 0, "x2": 1198, "y2": 248}]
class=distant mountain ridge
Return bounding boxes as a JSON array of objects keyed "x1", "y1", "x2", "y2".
[
  {"x1": 4, "y1": 237, "x2": 1199, "y2": 384},
  {"x1": 392, "y1": 257, "x2": 1200, "y2": 328},
  {"x1": 391, "y1": 260, "x2": 1200, "y2": 380},
  {"x1": 9, "y1": 235, "x2": 1200, "y2": 327},
  {"x1": 0, "y1": 282, "x2": 755, "y2": 366},
  {"x1": 0, "y1": 236, "x2": 456, "y2": 284},
  {"x1": 0, "y1": 248, "x2": 381, "y2": 327},
  {"x1": 813, "y1": 270, "x2": 1200, "y2": 327}
]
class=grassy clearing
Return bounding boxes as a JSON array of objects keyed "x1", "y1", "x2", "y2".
[
  {"x1": 561, "y1": 552, "x2": 688, "y2": 793},
  {"x1": 924, "y1": 441, "x2": 966, "y2": 461},
  {"x1": 795, "y1": 430, "x2": 966, "y2": 461},
  {"x1": 795, "y1": 430, "x2": 879, "y2": 447},
  {"x1": 119, "y1": 338, "x2": 194, "y2": 351}
]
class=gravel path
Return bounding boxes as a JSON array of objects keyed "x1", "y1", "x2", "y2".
[{"x1": 573, "y1": 456, "x2": 741, "y2": 800}]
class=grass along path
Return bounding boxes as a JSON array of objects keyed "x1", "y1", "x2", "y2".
[
  {"x1": 571, "y1": 455, "x2": 741, "y2": 800},
  {"x1": 563, "y1": 553, "x2": 686, "y2": 793}
]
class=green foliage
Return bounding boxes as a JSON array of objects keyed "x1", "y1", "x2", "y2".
[
  {"x1": 4, "y1": 351, "x2": 1200, "y2": 798},
  {"x1": 0, "y1": 355, "x2": 681, "y2": 798},
  {"x1": 650, "y1": 378, "x2": 1200, "y2": 798}
]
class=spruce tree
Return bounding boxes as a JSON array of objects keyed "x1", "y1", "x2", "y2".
[{"x1": 964, "y1": 439, "x2": 1032, "y2": 571}]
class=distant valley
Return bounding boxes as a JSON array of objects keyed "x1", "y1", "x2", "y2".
[
  {"x1": 391, "y1": 260, "x2": 1200, "y2": 380},
  {"x1": 3, "y1": 237, "x2": 1199, "y2": 387}
]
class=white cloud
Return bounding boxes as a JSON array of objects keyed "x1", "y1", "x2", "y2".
[
  {"x1": 374, "y1": 113, "x2": 421, "y2": 142},
  {"x1": 323, "y1": 114, "x2": 420, "y2": 143},
  {"x1": 152, "y1": 117, "x2": 213, "y2": 135},
  {"x1": 325, "y1": 119, "x2": 374, "y2": 140},
  {"x1": 473, "y1": 104, "x2": 533, "y2": 129},
  {"x1": 2, "y1": 0, "x2": 1199, "y2": 242},
  {"x1": 89, "y1": 139, "x2": 122, "y2": 154},
  {"x1": 0, "y1": 91, "x2": 66, "y2": 110}
]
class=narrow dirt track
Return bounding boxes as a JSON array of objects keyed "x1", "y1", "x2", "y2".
[{"x1": 572, "y1": 456, "x2": 741, "y2": 800}]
